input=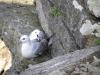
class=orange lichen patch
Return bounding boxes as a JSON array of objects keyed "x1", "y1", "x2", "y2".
[
  {"x1": 0, "y1": 39, "x2": 12, "y2": 74},
  {"x1": 0, "y1": 0, "x2": 35, "y2": 5}
]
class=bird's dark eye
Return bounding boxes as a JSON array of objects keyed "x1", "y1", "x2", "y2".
[{"x1": 22, "y1": 38, "x2": 25, "y2": 40}]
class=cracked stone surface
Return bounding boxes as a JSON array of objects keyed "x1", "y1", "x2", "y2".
[
  {"x1": 0, "y1": 39, "x2": 12, "y2": 75},
  {"x1": 0, "y1": 0, "x2": 100, "y2": 75},
  {"x1": 36, "y1": 0, "x2": 86, "y2": 57}
]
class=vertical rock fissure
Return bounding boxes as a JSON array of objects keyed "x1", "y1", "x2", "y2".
[
  {"x1": 47, "y1": 0, "x2": 81, "y2": 50},
  {"x1": 62, "y1": 19, "x2": 81, "y2": 49}
]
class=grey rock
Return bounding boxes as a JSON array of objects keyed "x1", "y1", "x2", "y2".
[
  {"x1": 0, "y1": 0, "x2": 98, "y2": 74},
  {"x1": 36, "y1": 0, "x2": 85, "y2": 57},
  {"x1": 87, "y1": 0, "x2": 100, "y2": 17},
  {"x1": 20, "y1": 46, "x2": 100, "y2": 75}
]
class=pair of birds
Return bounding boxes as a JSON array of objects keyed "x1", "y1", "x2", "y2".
[{"x1": 20, "y1": 29, "x2": 48, "y2": 58}]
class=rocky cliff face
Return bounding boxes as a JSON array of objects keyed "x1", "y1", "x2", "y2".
[
  {"x1": 37, "y1": 0, "x2": 100, "y2": 57},
  {"x1": 36, "y1": 0, "x2": 87, "y2": 57},
  {"x1": 0, "y1": 0, "x2": 100, "y2": 75}
]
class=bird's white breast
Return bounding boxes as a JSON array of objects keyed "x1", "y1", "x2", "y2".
[{"x1": 21, "y1": 43, "x2": 35, "y2": 58}]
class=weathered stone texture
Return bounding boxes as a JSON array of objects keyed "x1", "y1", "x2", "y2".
[{"x1": 36, "y1": 0, "x2": 85, "y2": 57}]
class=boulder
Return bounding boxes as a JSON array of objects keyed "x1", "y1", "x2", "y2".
[
  {"x1": 0, "y1": 39, "x2": 12, "y2": 75},
  {"x1": 87, "y1": 0, "x2": 100, "y2": 17}
]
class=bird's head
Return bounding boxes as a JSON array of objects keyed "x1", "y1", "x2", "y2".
[
  {"x1": 29, "y1": 29, "x2": 42, "y2": 41},
  {"x1": 33, "y1": 29, "x2": 41, "y2": 36},
  {"x1": 20, "y1": 35, "x2": 30, "y2": 43}
]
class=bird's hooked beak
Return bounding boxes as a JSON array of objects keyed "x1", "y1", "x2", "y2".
[{"x1": 37, "y1": 35, "x2": 41, "y2": 41}]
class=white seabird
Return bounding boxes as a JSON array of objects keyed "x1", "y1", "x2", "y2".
[
  {"x1": 29, "y1": 29, "x2": 45, "y2": 41},
  {"x1": 20, "y1": 34, "x2": 48, "y2": 58}
]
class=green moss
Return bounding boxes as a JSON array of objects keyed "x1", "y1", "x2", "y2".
[
  {"x1": 51, "y1": 6, "x2": 61, "y2": 17},
  {"x1": 95, "y1": 38, "x2": 100, "y2": 45}
]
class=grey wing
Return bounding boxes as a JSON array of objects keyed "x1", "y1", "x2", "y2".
[
  {"x1": 32, "y1": 42, "x2": 40, "y2": 54},
  {"x1": 41, "y1": 39, "x2": 48, "y2": 49},
  {"x1": 34, "y1": 39, "x2": 48, "y2": 55}
]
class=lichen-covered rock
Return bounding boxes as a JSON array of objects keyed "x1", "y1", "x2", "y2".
[
  {"x1": 80, "y1": 20, "x2": 93, "y2": 35},
  {"x1": 0, "y1": 39, "x2": 12, "y2": 75},
  {"x1": 87, "y1": 0, "x2": 100, "y2": 17},
  {"x1": 92, "y1": 23, "x2": 100, "y2": 37},
  {"x1": 0, "y1": 0, "x2": 35, "y2": 5},
  {"x1": 80, "y1": 20, "x2": 100, "y2": 37},
  {"x1": 73, "y1": 0, "x2": 83, "y2": 11}
]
